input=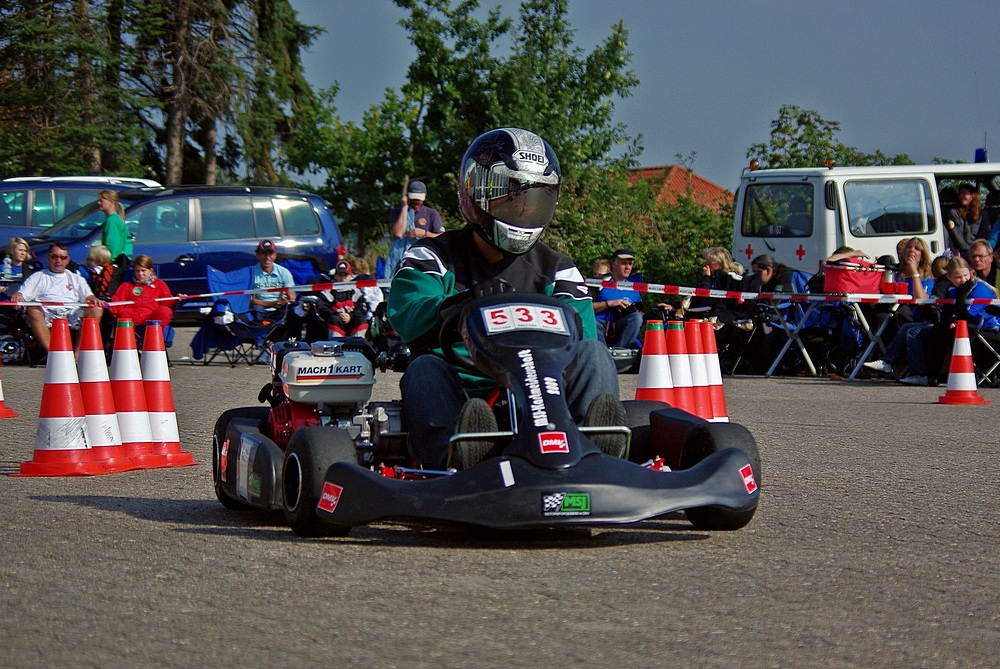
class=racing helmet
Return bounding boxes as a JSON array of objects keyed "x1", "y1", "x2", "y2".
[{"x1": 458, "y1": 127, "x2": 561, "y2": 255}]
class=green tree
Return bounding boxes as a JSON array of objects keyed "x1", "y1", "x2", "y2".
[
  {"x1": 287, "y1": 0, "x2": 641, "y2": 256},
  {"x1": 0, "y1": 0, "x2": 149, "y2": 176},
  {"x1": 746, "y1": 104, "x2": 912, "y2": 169}
]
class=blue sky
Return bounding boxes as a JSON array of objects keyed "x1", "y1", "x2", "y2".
[{"x1": 289, "y1": 1, "x2": 1000, "y2": 191}]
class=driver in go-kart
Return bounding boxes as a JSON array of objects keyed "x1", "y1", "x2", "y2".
[{"x1": 387, "y1": 127, "x2": 625, "y2": 470}]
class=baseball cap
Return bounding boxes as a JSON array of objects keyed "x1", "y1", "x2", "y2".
[
  {"x1": 334, "y1": 260, "x2": 352, "y2": 274},
  {"x1": 256, "y1": 239, "x2": 276, "y2": 254},
  {"x1": 407, "y1": 180, "x2": 427, "y2": 200},
  {"x1": 611, "y1": 248, "x2": 635, "y2": 261}
]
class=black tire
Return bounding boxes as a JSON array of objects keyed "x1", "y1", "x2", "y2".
[
  {"x1": 212, "y1": 406, "x2": 271, "y2": 510},
  {"x1": 681, "y1": 425, "x2": 762, "y2": 531},
  {"x1": 621, "y1": 399, "x2": 671, "y2": 464},
  {"x1": 282, "y1": 427, "x2": 357, "y2": 537}
]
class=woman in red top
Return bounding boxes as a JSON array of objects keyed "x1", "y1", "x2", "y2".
[{"x1": 109, "y1": 255, "x2": 175, "y2": 326}]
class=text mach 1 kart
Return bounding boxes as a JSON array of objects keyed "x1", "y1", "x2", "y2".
[{"x1": 212, "y1": 293, "x2": 761, "y2": 537}]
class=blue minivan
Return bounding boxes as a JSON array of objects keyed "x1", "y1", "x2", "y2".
[
  {"x1": 29, "y1": 185, "x2": 344, "y2": 315},
  {"x1": 1, "y1": 176, "x2": 161, "y2": 240}
]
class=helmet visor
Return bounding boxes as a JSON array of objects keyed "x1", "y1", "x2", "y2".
[{"x1": 465, "y1": 161, "x2": 559, "y2": 231}]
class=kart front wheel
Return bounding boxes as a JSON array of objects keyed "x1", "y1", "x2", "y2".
[
  {"x1": 621, "y1": 399, "x2": 671, "y2": 463},
  {"x1": 212, "y1": 407, "x2": 271, "y2": 510},
  {"x1": 282, "y1": 427, "x2": 357, "y2": 537},
  {"x1": 681, "y1": 423, "x2": 761, "y2": 531}
]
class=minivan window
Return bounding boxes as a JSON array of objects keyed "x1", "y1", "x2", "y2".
[
  {"x1": 51, "y1": 188, "x2": 103, "y2": 226},
  {"x1": 741, "y1": 183, "x2": 813, "y2": 237},
  {"x1": 0, "y1": 190, "x2": 28, "y2": 227},
  {"x1": 200, "y1": 196, "x2": 254, "y2": 241},
  {"x1": 129, "y1": 198, "x2": 189, "y2": 244},
  {"x1": 278, "y1": 199, "x2": 320, "y2": 235},
  {"x1": 844, "y1": 179, "x2": 933, "y2": 236},
  {"x1": 253, "y1": 197, "x2": 279, "y2": 238}
]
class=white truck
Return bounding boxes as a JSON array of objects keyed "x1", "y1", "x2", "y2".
[{"x1": 731, "y1": 161, "x2": 1000, "y2": 272}]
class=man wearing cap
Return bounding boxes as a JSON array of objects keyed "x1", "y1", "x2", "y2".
[
  {"x1": 387, "y1": 180, "x2": 444, "y2": 277},
  {"x1": 593, "y1": 248, "x2": 644, "y2": 349},
  {"x1": 250, "y1": 239, "x2": 295, "y2": 316}
]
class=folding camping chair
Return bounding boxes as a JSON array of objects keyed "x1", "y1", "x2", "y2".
[
  {"x1": 190, "y1": 265, "x2": 287, "y2": 366},
  {"x1": 759, "y1": 270, "x2": 821, "y2": 376}
]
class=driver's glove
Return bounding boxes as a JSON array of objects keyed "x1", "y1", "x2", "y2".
[{"x1": 471, "y1": 277, "x2": 515, "y2": 298}]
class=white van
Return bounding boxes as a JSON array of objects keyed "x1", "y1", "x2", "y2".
[{"x1": 731, "y1": 161, "x2": 1000, "y2": 272}]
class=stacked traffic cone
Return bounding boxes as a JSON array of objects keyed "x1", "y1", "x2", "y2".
[
  {"x1": 684, "y1": 320, "x2": 714, "y2": 420},
  {"x1": 635, "y1": 320, "x2": 674, "y2": 405},
  {"x1": 0, "y1": 377, "x2": 19, "y2": 418},
  {"x1": 665, "y1": 321, "x2": 695, "y2": 415},
  {"x1": 140, "y1": 321, "x2": 195, "y2": 466},
  {"x1": 697, "y1": 320, "x2": 729, "y2": 422},
  {"x1": 109, "y1": 320, "x2": 168, "y2": 469},
  {"x1": 17, "y1": 318, "x2": 104, "y2": 476},
  {"x1": 76, "y1": 318, "x2": 133, "y2": 472},
  {"x1": 936, "y1": 320, "x2": 990, "y2": 405}
]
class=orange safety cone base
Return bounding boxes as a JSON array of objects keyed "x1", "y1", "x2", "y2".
[
  {"x1": 0, "y1": 405, "x2": 19, "y2": 418},
  {"x1": 15, "y1": 450, "x2": 108, "y2": 477},
  {"x1": 937, "y1": 392, "x2": 990, "y2": 405}
]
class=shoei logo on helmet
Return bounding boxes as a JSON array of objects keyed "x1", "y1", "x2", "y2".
[
  {"x1": 317, "y1": 482, "x2": 343, "y2": 513},
  {"x1": 538, "y1": 431, "x2": 570, "y2": 454},
  {"x1": 515, "y1": 150, "x2": 548, "y2": 168},
  {"x1": 740, "y1": 464, "x2": 757, "y2": 494}
]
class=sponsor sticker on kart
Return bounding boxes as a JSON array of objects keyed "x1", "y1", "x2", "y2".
[
  {"x1": 542, "y1": 492, "x2": 591, "y2": 517},
  {"x1": 740, "y1": 464, "x2": 757, "y2": 494},
  {"x1": 481, "y1": 304, "x2": 568, "y2": 335},
  {"x1": 317, "y1": 482, "x2": 344, "y2": 513},
  {"x1": 538, "y1": 431, "x2": 569, "y2": 454}
]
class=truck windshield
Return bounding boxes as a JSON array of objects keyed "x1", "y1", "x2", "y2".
[
  {"x1": 844, "y1": 179, "x2": 933, "y2": 236},
  {"x1": 740, "y1": 183, "x2": 813, "y2": 237}
]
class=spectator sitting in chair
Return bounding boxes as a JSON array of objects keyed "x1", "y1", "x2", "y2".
[
  {"x1": 593, "y1": 248, "x2": 644, "y2": 349},
  {"x1": 250, "y1": 239, "x2": 295, "y2": 318},
  {"x1": 109, "y1": 254, "x2": 177, "y2": 327},
  {"x1": 10, "y1": 242, "x2": 102, "y2": 353},
  {"x1": 747, "y1": 254, "x2": 794, "y2": 293},
  {"x1": 3, "y1": 236, "x2": 37, "y2": 281},
  {"x1": 320, "y1": 259, "x2": 384, "y2": 338}
]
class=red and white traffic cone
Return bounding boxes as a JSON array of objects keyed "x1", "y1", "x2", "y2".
[
  {"x1": 635, "y1": 320, "x2": 674, "y2": 405},
  {"x1": 77, "y1": 317, "x2": 133, "y2": 472},
  {"x1": 110, "y1": 320, "x2": 168, "y2": 469},
  {"x1": 665, "y1": 321, "x2": 695, "y2": 415},
  {"x1": 684, "y1": 320, "x2": 714, "y2": 420},
  {"x1": 140, "y1": 321, "x2": 195, "y2": 466},
  {"x1": 0, "y1": 377, "x2": 19, "y2": 418},
  {"x1": 16, "y1": 318, "x2": 104, "y2": 476},
  {"x1": 937, "y1": 320, "x2": 990, "y2": 405},
  {"x1": 697, "y1": 320, "x2": 729, "y2": 422}
]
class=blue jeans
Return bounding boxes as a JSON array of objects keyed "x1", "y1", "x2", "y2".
[
  {"x1": 400, "y1": 339, "x2": 620, "y2": 469},
  {"x1": 904, "y1": 324, "x2": 934, "y2": 375},
  {"x1": 884, "y1": 322, "x2": 931, "y2": 365},
  {"x1": 596, "y1": 311, "x2": 643, "y2": 348}
]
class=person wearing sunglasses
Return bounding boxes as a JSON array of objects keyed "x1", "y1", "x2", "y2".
[{"x1": 11, "y1": 242, "x2": 102, "y2": 352}]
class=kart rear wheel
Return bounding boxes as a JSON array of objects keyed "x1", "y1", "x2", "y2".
[
  {"x1": 681, "y1": 424, "x2": 762, "y2": 531},
  {"x1": 212, "y1": 406, "x2": 271, "y2": 510},
  {"x1": 282, "y1": 427, "x2": 357, "y2": 537},
  {"x1": 621, "y1": 400, "x2": 671, "y2": 463}
]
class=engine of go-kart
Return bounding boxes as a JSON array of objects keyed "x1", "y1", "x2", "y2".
[{"x1": 260, "y1": 338, "x2": 406, "y2": 461}]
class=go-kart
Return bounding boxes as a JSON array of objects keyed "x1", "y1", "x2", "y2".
[{"x1": 212, "y1": 292, "x2": 761, "y2": 537}]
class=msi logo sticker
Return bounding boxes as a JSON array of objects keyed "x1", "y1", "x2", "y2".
[
  {"x1": 538, "y1": 431, "x2": 569, "y2": 454},
  {"x1": 542, "y1": 492, "x2": 591, "y2": 517},
  {"x1": 317, "y1": 482, "x2": 344, "y2": 513}
]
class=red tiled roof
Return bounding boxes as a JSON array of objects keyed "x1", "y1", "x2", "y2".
[{"x1": 628, "y1": 165, "x2": 733, "y2": 211}]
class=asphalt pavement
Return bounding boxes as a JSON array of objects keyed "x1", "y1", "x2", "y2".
[{"x1": 0, "y1": 326, "x2": 997, "y2": 668}]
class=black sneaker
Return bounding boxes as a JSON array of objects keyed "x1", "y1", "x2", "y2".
[
  {"x1": 449, "y1": 398, "x2": 498, "y2": 470},
  {"x1": 585, "y1": 394, "x2": 628, "y2": 459}
]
